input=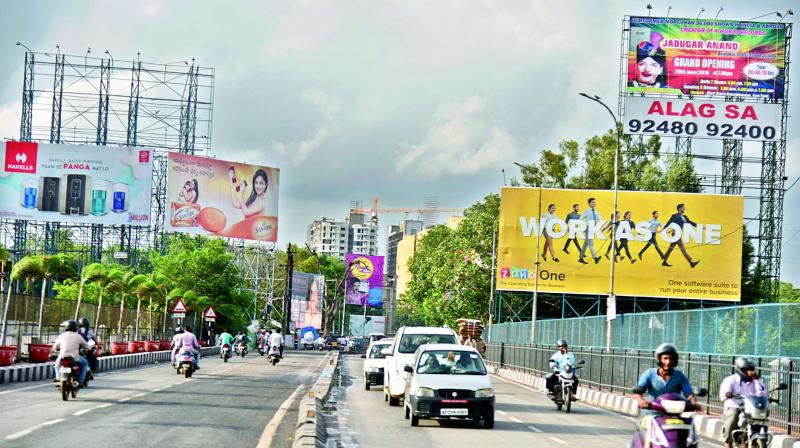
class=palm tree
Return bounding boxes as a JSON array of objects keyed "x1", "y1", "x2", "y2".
[
  {"x1": 149, "y1": 274, "x2": 171, "y2": 340},
  {"x1": 0, "y1": 255, "x2": 42, "y2": 345},
  {"x1": 131, "y1": 275, "x2": 157, "y2": 340},
  {"x1": 38, "y1": 255, "x2": 77, "y2": 339},
  {"x1": 89, "y1": 266, "x2": 112, "y2": 335},
  {"x1": 74, "y1": 262, "x2": 107, "y2": 320},
  {"x1": 107, "y1": 269, "x2": 136, "y2": 338}
]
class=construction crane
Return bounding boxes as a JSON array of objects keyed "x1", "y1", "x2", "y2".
[{"x1": 350, "y1": 197, "x2": 464, "y2": 225}]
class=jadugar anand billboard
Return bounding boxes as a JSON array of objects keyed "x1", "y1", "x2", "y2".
[
  {"x1": 627, "y1": 16, "x2": 788, "y2": 99},
  {"x1": 166, "y1": 152, "x2": 279, "y2": 242},
  {"x1": 496, "y1": 187, "x2": 744, "y2": 301},
  {"x1": 0, "y1": 141, "x2": 153, "y2": 225},
  {"x1": 345, "y1": 254, "x2": 384, "y2": 307}
]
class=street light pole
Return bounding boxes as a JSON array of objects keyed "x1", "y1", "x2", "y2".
[{"x1": 579, "y1": 93, "x2": 621, "y2": 351}]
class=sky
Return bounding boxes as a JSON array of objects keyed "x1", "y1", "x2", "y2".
[{"x1": 0, "y1": 0, "x2": 798, "y2": 285}]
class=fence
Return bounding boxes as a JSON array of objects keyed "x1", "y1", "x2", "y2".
[
  {"x1": 1, "y1": 294, "x2": 199, "y2": 357},
  {"x1": 488, "y1": 303, "x2": 800, "y2": 358},
  {"x1": 486, "y1": 343, "x2": 800, "y2": 434}
]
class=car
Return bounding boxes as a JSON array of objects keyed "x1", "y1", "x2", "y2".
[
  {"x1": 403, "y1": 344, "x2": 494, "y2": 428},
  {"x1": 382, "y1": 326, "x2": 459, "y2": 407},
  {"x1": 361, "y1": 339, "x2": 393, "y2": 390}
]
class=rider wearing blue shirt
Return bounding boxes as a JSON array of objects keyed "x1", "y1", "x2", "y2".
[
  {"x1": 634, "y1": 343, "x2": 700, "y2": 410},
  {"x1": 546, "y1": 339, "x2": 579, "y2": 400}
]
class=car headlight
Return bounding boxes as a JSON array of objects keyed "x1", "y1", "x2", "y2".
[
  {"x1": 415, "y1": 387, "x2": 435, "y2": 397},
  {"x1": 475, "y1": 388, "x2": 494, "y2": 398},
  {"x1": 367, "y1": 366, "x2": 380, "y2": 373}
]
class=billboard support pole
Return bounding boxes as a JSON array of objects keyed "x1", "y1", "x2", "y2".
[
  {"x1": 487, "y1": 220, "x2": 497, "y2": 343},
  {"x1": 580, "y1": 93, "x2": 621, "y2": 351},
  {"x1": 530, "y1": 187, "x2": 543, "y2": 344}
]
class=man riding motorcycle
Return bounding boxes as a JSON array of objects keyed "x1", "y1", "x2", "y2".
[
  {"x1": 218, "y1": 329, "x2": 234, "y2": 356},
  {"x1": 634, "y1": 343, "x2": 699, "y2": 409},
  {"x1": 268, "y1": 328, "x2": 284, "y2": 358},
  {"x1": 720, "y1": 357, "x2": 766, "y2": 448},
  {"x1": 52, "y1": 320, "x2": 90, "y2": 387},
  {"x1": 76, "y1": 317, "x2": 99, "y2": 374},
  {"x1": 234, "y1": 330, "x2": 249, "y2": 352},
  {"x1": 180, "y1": 326, "x2": 201, "y2": 369},
  {"x1": 546, "y1": 339, "x2": 579, "y2": 401}
]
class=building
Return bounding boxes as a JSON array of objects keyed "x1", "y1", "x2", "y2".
[
  {"x1": 306, "y1": 211, "x2": 380, "y2": 260},
  {"x1": 386, "y1": 220, "x2": 424, "y2": 278},
  {"x1": 306, "y1": 217, "x2": 349, "y2": 260},
  {"x1": 395, "y1": 217, "x2": 461, "y2": 300}
]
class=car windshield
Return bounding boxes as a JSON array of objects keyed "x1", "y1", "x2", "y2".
[
  {"x1": 416, "y1": 350, "x2": 487, "y2": 375},
  {"x1": 369, "y1": 344, "x2": 389, "y2": 359},
  {"x1": 398, "y1": 333, "x2": 457, "y2": 354}
]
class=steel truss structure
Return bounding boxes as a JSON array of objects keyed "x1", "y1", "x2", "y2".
[
  {"x1": 231, "y1": 241, "x2": 280, "y2": 324},
  {"x1": 2, "y1": 49, "x2": 214, "y2": 271},
  {"x1": 618, "y1": 18, "x2": 793, "y2": 301}
]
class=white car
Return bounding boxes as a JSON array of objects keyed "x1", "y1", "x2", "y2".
[
  {"x1": 382, "y1": 326, "x2": 459, "y2": 406},
  {"x1": 362, "y1": 339, "x2": 393, "y2": 390},
  {"x1": 403, "y1": 344, "x2": 494, "y2": 428}
]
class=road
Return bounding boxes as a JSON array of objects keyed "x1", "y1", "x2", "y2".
[
  {"x1": 329, "y1": 354, "x2": 724, "y2": 447},
  {"x1": 0, "y1": 350, "x2": 329, "y2": 448}
]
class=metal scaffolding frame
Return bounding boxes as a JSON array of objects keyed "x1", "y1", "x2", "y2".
[
  {"x1": 231, "y1": 241, "x2": 280, "y2": 324},
  {"x1": 617, "y1": 17, "x2": 792, "y2": 301}
]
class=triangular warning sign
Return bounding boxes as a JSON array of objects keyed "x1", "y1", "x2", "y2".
[
  {"x1": 172, "y1": 299, "x2": 188, "y2": 313},
  {"x1": 204, "y1": 307, "x2": 218, "y2": 319}
]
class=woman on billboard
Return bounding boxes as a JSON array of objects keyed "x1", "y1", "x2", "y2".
[
  {"x1": 230, "y1": 168, "x2": 270, "y2": 218},
  {"x1": 629, "y1": 32, "x2": 668, "y2": 89}
]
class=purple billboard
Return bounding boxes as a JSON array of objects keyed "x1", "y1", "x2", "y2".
[{"x1": 345, "y1": 253, "x2": 384, "y2": 307}]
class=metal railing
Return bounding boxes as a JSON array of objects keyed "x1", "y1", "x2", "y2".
[{"x1": 486, "y1": 343, "x2": 800, "y2": 434}]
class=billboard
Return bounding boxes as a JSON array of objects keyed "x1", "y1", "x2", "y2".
[
  {"x1": 627, "y1": 16, "x2": 788, "y2": 99},
  {"x1": 0, "y1": 141, "x2": 153, "y2": 225},
  {"x1": 496, "y1": 187, "x2": 744, "y2": 301},
  {"x1": 623, "y1": 96, "x2": 781, "y2": 141},
  {"x1": 345, "y1": 254, "x2": 384, "y2": 307},
  {"x1": 290, "y1": 272, "x2": 324, "y2": 329},
  {"x1": 166, "y1": 152, "x2": 279, "y2": 242},
  {"x1": 348, "y1": 314, "x2": 386, "y2": 336}
]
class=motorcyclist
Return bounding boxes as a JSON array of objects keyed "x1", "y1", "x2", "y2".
[
  {"x1": 268, "y1": 328, "x2": 284, "y2": 358},
  {"x1": 633, "y1": 343, "x2": 700, "y2": 411},
  {"x1": 171, "y1": 326, "x2": 184, "y2": 367},
  {"x1": 218, "y1": 329, "x2": 234, "y2": 356},
  {"x1": 52, "y1": 320, "x2": 90, "y2": 387},
  {"x1": 720, "y1": 357, "x2": 766, "y2": 448},
  {"x1": 545, "y1": 339, "x2": 579, "y2": 401},
  {"x1": 234, "y1": 330, "x2": 249, "y2": 352},
  {"x1": 76, "y1": 317, "x2": 99, "y2": 374},
  {"x1": 179, "y1": 325, "x2": 201, "y2": 369}
]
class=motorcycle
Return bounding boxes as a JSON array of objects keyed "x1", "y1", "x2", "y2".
[
  {"x1": 268, "y1": 345, "x2": 280, "y2": 366},
  {"x1": 55, "y1": 355, "x2": 87, "y2": 401},
  {"x1": 548, "y1": 359, "x2": 585, "y2": 413},
  {"x1": 629, "y1": 387, "x2": 707, "y2": 448},
  {"x1": 220, "y1": 343, "x2": 231, "y2": 363},
  {"x1": 174, "y1": 350, "x2": 197, "y2": 378},
  {"x1": 730, "y1": 383, "x2": 788, "y2": 448},
  {"x1": 235, "y1": 342, "x2": 248, "y2": 358},
  {"x1": 258, "y1": 341, "x2": 267, "y2": 356}
]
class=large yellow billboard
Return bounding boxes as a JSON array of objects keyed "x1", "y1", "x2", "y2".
[{"x1": 497, "y1": 187, "x2": 743, "y2": 301}]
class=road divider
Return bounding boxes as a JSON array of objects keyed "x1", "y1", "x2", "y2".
[
  {"x1": 0, "y1": 346, "x2": 219, "y2": 385},
  {"x1": 292, "y1": 351, "x2": 340, "y2": 448},
  {"x1": 487, "y1": 364, "x2": 800, "y2": 448}
]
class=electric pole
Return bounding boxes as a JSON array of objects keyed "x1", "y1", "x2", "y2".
[{"x1": 282, "y1": 244, "x2": 294, "y2": 336}]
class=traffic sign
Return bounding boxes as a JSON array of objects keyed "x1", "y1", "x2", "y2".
[
  {"x1": 171, "y1": 299, "x2": 188, "y2": 314},
  {"x1": 204, "y1": 317, "x2": 215, "y2": 323},
  {"x1": 172, "y1": 313, "x2": 186, "y2": 319},
  {"x1": 204, "y1": 307, "x2": 218, "y2": 319}
]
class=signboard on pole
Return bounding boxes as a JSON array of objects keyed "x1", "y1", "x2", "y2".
[
  {"x1": 172, "y1": 299, "x2": 188, "y2": 319},
  {"x1": 204, "y1": 307, "x2": 218, "y2": 322}
]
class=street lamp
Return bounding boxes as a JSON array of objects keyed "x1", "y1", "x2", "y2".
[
  {"x1": 579, "y1": 92, "x2": 621, "y2": 351},
  {"x1": 15, "y1": 42, "x2": 33, "y2": 52}
]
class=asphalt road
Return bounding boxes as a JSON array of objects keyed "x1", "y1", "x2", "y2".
[
  {"x1": 329, "y1": 354, "x2": 724, "y2": 447},
  {"x1": 0, "y1": 350, "x2": 330, "y2": 448}
]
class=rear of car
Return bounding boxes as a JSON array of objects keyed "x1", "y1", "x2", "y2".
[
  {"x1": 403, "y1": 344, "x2": 495, "y2": 428},
  {"x1": 363, "y1": 339, "x2": 392, "y2": 390},
  {"x1": 383, "y1": 326, "x2": 459, "y2": 406}
]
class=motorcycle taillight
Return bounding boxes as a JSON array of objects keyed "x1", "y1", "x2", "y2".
[{"x1": 60, "y1": 359, "x2": 72, "y2": 367}]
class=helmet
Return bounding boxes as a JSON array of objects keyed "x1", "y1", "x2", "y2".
[
  {"x1": 64, "y1": 320, "x2": 78, "y2": 332},
  {"x1": 237, "y1": 330, "x2": 243, "y2": 335},
  {"x1": 655, "y1": 343, "x2": 679, "y2": 364},
  {"x1": 557, "y1": 339, "x2": 568, "y2": 347},
  {"x1": 174, "y1": 326, "x2": 184, "y2": 334},
  {"x1": 79, "y1": 317, "x2": 90, "y2": 329},
  {"x1": 735, "y1": 356, "x2": 756, "y2": 373}
]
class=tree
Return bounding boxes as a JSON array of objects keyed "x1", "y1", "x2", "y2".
[
  {"x1": 301, "y1": 245, "x2": 346, "y2": 337},
  {"x1": 74, "y1": 262, "x2": 107, "y2": 320},
  {"x1": 90, "y1": 266, "x2": 112, "y2": 334},
  {"x1": 1, "y1": 255, "x2": 44, "y2": 345},
  {"x1": 779, "y1": 282, "x2": 800, "y2": 302},
  {"x1": 0, "y1": 244, "x2": 9, "y2": 294},
  {"x1": 131, "y1": 275, "x2": 157, "y2": 340},
  {"x1": 38, "y1": 255, "x2": 77, "y2": 339},
  {"x1": 107, "y1": 269, "x2": 136, "y2": 337}
]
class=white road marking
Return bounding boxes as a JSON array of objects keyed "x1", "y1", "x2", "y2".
[
  {"x1": 0, "y1": 382, "x2": 52, "y2": 396},
  {"x1": 256, "y1": 383, "x2": 306, "y2": 448},
  {"x1": 528, "y1": 425, "x2": 543, "y2": 433},
  {"x1": 131, "y1": 393, "x2": 146, "y2": 398},
  {"x1": 73, "y1": 408, "x2": 94, "y2": 416},
  {"x1": 509, "y1": 416, "x2": 523, "y2": 423},
  {"x1": 5, "y1": 430, "x2": 33, "y2": 440},
  {"x1": 96, "y1": 403, "x2": 112, "y2": 409},
  {"x1": 549, "y1": 436, "x2": 568, "y2": 445},
  {"x1": 117, "y1": 397, "x2": 131, "y2": 402},
  {"x1": 496, "y1": 410, "x2": 508, "y2": 416},
  {"x1": 6, "y1": 418, "x2": 66, "y2": 440}
]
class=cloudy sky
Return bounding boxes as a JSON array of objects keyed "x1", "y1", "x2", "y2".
[{"x1": 1, "y1": 0, "x2": 798, "y2": 285}]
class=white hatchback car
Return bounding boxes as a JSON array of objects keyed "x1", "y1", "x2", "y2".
[
  {"x1": 382, "y1": 326, "x2": 459, "y2": 406},
  {"x1": 362, "y1": 339, "x2": 392, "y2": 390},
  {"x1": 403, "y1": 344, "x2": 494, "y2": 428}
]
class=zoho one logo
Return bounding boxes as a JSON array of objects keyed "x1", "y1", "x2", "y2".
[{"x1": 500, "y1": 267, "x2": 529, "y2": 279}]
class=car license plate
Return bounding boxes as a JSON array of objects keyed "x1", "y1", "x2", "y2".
[
  {"x1": 440, "y1": 408, "x2": 468, "y2": 416},
  {"x1": 60, "y1": 367, "x2": 72, "y2": 374}
]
